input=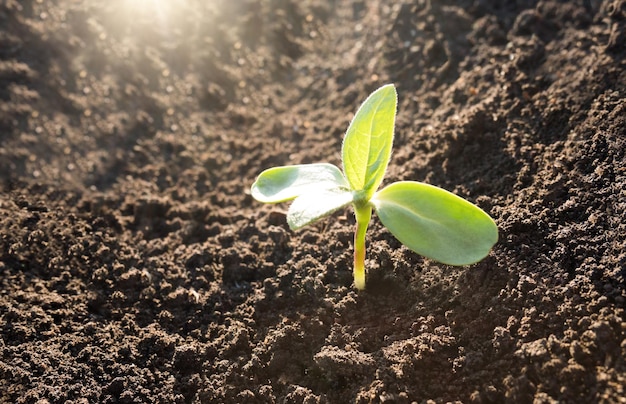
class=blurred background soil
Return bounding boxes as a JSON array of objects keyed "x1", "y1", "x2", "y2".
[{"x1": 0, "y1": 0, "x2": 624, "y2": 402}]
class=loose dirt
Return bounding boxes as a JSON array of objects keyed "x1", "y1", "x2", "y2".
[{"x1": 1, "y1": 0, "x2": 624, "y2": 402}]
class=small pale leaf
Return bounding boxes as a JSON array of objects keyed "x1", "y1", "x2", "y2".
[
  {"x1": 372, "y1": 181, "x2": 498, "y2": 265},
  {"x1": 287, "y1": 189, "x2": 354, "y2": 230},
  {"x1": 251, "y1": 163, "x2": 348, "y2": 203},
  {"x1": 342, "y1": 84, "x2": 397, "y2": 197}
]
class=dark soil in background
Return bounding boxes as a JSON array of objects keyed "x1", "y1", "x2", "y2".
[{"x1": 1, "y1": 0, "x2": 624, "y2": 402}]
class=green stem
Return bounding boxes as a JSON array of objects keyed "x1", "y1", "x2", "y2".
[{"x1": 353, "y1": 204, "x2": 372, "y2": 290}]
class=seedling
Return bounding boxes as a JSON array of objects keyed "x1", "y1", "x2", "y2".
[{"x1": 251, "y1": 84, "x2": 498, "y2": 290}]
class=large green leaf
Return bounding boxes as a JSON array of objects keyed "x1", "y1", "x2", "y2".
[
  {"x1": 251, "y1": 163, "x2": 348, "y2": 203},
  {"x1": 341, "y1": 84, "x2": 397, "y2": 198},
  {"x1": 372, "y1": 181, "x2": 498, "y2": 265},
  {"x1": 287, "y1": 188, "x2": 354, "y2": 230}
]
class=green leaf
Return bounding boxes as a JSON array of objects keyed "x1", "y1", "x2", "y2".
[
  {"x1": 372, "y1": 181, "x2": 498, "y2": 265},
  {"x1": 251, "y1": 163, "x2": 348, "y2": 203},
  {"x1": 287, "y1": 188, "x2": 354, "y2": 230},
  {"x1": 342, "y1": 84, "x2": 397, "y2": 198}
]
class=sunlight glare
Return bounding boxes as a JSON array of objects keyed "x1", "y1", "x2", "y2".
[{"x1": 120, "y1": 0, "x2": 179, "y2": 23}]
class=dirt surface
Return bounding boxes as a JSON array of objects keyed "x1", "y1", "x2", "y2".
[{"x1": 1, "y1": 0, "x2": 625, "y2": 402}]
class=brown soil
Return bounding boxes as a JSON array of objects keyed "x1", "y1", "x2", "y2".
[{"x1": 1, "y1": 0, "x2": 625, "y2": 403}]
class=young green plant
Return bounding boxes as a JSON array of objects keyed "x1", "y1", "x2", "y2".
[{"x1": 251, "y1": 84, "x2": 498, "y2": 290}]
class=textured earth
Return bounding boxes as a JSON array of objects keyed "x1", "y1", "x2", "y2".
[{"x1": 1, "y1": 0, "x2": 625, "y2": 403}]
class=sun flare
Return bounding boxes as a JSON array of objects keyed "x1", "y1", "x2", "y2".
[{"x1": 119, "y1": 0, "x2": 180, "y2": 22}]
